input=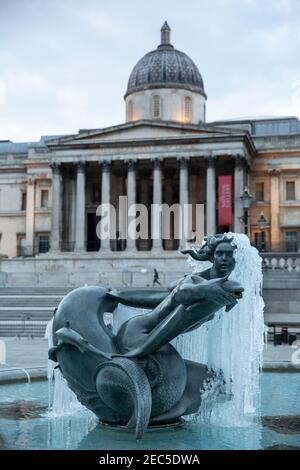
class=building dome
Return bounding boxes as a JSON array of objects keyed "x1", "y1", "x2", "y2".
[
  {"x1": 125, "y1": 23, "x2": 206, "y2": 98},
  {"x1": 125, "y1": 22, "x2": 207, "y2": 124}
]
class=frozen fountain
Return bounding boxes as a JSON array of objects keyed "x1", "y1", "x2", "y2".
[
  {"x1": 46, "y1": 233, "x2": 265, "y2": 440},
  {"x1": 173, "y1": 233, "x2": 266, "y2": 426}
]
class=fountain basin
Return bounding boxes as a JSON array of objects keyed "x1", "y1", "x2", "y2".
[{"x1": 0, "y1": 372, "x2": 299, "y2": 450}]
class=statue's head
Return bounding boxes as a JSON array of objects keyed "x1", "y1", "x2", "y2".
[
  {"x1": 201, "y1": 235, "x2": 236, "y2": 276},
  {"x1": 212, "y1": 239, "x2": 236, "y2": 277},
  {"x1": 182, "y1": 234, "x2": 237, "y2": 276}
]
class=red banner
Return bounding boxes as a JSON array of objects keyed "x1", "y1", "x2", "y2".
[{"x1": 218, "y1": 176, "x2": 232, "y2": 226}]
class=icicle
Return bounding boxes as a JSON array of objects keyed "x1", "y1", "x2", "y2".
[
  {"x1": 45, "y1": 317, "x2": 84, "y2": 415},
  {"x1": 173, "y1": 233, "x2": 265, "y2": 426}
]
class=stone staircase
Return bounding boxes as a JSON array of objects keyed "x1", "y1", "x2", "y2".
[
  {"x1": 1, "y1": 279, "x2": 299, "y2": 338},
  {"x1": 0, "y1": 287, "x2": 72, "y2": 337}
]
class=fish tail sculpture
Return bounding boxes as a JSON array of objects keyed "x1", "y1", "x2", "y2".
[{"x1": 95, "y1": 357, "x2": 152, "y2": 439}]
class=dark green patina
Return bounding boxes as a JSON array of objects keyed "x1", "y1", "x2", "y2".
[{"x1": 49, "y1": 234, "x2": 243, "y2": 439}]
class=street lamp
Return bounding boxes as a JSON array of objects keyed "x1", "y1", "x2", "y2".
[
  {"x1": 240, "y1": 186, "x2": 253, "y2": 235},
  {"x1": 257, "y1": 212, "x2": 267, "y2": 251},
  {"x1": 258, "y1": 212, "x2": 267, "y2": 230}
]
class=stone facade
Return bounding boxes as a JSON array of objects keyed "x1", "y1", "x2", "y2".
[
  {"x1": 214, "y1": 118, "x2": 300, "y2": 252},
  {"x1": 1, "y1": 24, "x2": 300, "y2": 291},
  {"x1": 2, "y1": 116, "x2": 300, "y2": 263}
]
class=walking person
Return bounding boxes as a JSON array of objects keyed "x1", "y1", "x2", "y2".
[{"x1": 152, "y1": 268, "x2": 161, "y2": 287}]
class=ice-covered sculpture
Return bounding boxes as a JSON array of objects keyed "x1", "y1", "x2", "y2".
[{"x1": 49, "y1": 234, "x2": 247, "y2": 439}]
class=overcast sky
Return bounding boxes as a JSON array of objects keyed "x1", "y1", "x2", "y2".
[{"x1": 0, "y1": 0, "x2": 300, "y2": 142}]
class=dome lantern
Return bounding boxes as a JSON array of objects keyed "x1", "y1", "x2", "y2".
[{"x1": 159, "y1": 21, "x2": 173, "y2": 48}]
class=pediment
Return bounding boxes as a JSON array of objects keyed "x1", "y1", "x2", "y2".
[{"x1": 46, "y1": 120, "x2": 244, "y2": 147}]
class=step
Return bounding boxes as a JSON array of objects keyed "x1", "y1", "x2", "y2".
[
  {"x1": 0, "y1": 319, "x2": 49, "y2": 338},
  {"x1": 264, "y1": 313, "x2": 300, "y2": 324},
  {"x1": 264, "y1": 300, "x2": 300, "y2": 314},
  {"x1": 0, "y1": 303, "x2": 61, "y2": 307},
  {"x1": 0, "y1": 312, "x2": 54, "y2": 320},
  {"x1": 0, "y1": 288, "x2": 72, "y2": 296}
]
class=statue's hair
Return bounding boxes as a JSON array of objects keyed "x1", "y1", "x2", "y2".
[{"x1": 181, "y1": 233, "x2": 237, "y2": 262}]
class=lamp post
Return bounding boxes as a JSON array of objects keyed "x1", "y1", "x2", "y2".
[
  {"x1": 258, "y1": 212, "x2": 267, "y2": 230},
  {"x1": 240, "y1": 186, "x2": 253, "y2": 235},
  {"x1": 257, "y1": 212, "x2": 267, "y2": 251}
]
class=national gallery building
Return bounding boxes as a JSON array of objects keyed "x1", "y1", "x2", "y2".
[{"x1": 1, "y1": 23, "x2": 300, "y2": 288}]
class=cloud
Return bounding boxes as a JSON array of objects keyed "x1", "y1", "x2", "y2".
[
  {"x1": 0, "y1": 80, "x2": 7, "y2": 106},
  {"x1": 0, "y1": 0, "x2": 299, "y2": 141}
]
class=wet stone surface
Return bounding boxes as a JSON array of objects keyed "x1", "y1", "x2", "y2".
[
  {"x1": 264, "y1": 444, "x2": 300, "y2": 450},
  {"x1": 0, "y1": 400, "x2": 47, "y2": 421},
  {"x1": 0, "y1": 433, "x2": 5, "y2": 448},
  {"x1": 262, "y1": 415, "x2": 300, "y2": 435}
]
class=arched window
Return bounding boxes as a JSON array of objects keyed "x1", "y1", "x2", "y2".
[
  {"x1": 128, "y1": 100, "x2": 133, "y2": 121},
  {"x1": 152, "y1": 95, "x2": 161, "y2": 119},
  {"x1": 184, "y1": 96, "x2": 192, "y2": 123}
]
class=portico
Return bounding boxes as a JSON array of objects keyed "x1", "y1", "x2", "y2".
[{"x1": 46, "y1": 121, "x2": 252, "y2": 255}]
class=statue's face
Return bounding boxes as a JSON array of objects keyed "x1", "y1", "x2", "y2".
[{"x1": 213, "y1": 242, "x2": 235, "y2": 276}]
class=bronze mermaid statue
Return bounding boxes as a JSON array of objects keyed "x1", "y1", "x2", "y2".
[{"x1": 49, "y1": 234, "x2": 243, "y2": 439}]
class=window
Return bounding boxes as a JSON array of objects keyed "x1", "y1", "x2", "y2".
[
  {"x1": 21, "y1": 192, "x2": 27, "y2": 211},
  {"x1": 152, "y1": 95, "x2": 161, "y2": 119},
  {"x1": 286, "y1": 181, "x2": 295, "y2": 200},
  {"x1": 255, "y1": 182, "x2": 264, "y2": 202},
  {"x1": 41, "y1": 189, "x2": 49, "y2": 208},
  {"x1": 38, "y1": 235, "x2": 50, "y2": 253},
  {"x1": 128, "y1": 100, "x2": 133, "y2": 121},
  {"x1": 184, "y1": 96, "x2": 192, "y2": 123},
  {"x1": 285, "y1": 231, "x2": 298, "y2": 252}
]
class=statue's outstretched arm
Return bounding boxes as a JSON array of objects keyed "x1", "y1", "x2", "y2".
[
  {"x1": 106, "y1": 288, "x2": 169, "y2": 308},
  {"x1": 115, "y1": 275, "x2": 243, "y2": 357},
  {"x1": 172, "y1": 275, "x2": 238, "y2": 307}
]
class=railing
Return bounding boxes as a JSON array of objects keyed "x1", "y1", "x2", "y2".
[
  {"x1": 16, "y1": 240, "x2": 50, "y2": 257},
  {"x1": 86, "y1": 240, "x2": 100, "y2": 251},
  {"x1": 60, "y1": 241, "x2": 75, "y2": 252},
  {"x1": 111, "y1": 239, "x2": 126, "y2": 251},
  {"x1": 254, "y1": 242, "x2": 300, "y2": 253},
  {"x1": 16, "y1": 245, "x2": 39, "y2": 257},
  {"x1": 261, "y1": 252, "x2": 300, "y2": 272}
]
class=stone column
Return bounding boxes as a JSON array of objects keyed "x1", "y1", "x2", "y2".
[
  {"x1": 179, "y1": 157, "x2": 189, "y2": 248},
  {"x1": 70, "y1": 175, "x2": 76, "y2": 249},
  {"x1": 114, "y1": 169, "x2": 126, "y2": 250},
  {"x1": 25, "y1": 177, "x2": 35, "y2": 256},
  {"x1": 50, "y1": 163, "x2": 62, "y2": 253},
  {"x1": 126, "y1": 160, "x2": 137, "y2": 251},
  {"x1": 99, "y1": 160, "x2": 111, "y2": 251},
  {"x1": 139, "y1": 168, "x2": 151, "y2": 251},
  {"x1": 75, "y1": 162, "x2": 86, "y2": 252},
  {"x1": 270, "y1": 169, "x2": 281, "y2": 251},
  {"x1": 234, "y1": 155, "x2": 245, "y2": 233},
  {"x1": 61, "y1": 167, "x2": 74, "y2": 249},
  {"x1": 206, "y1": 156, "x2": 216, "y2": 235},
  {"x1": 164, "y1": 168, "x2": 175, "y2": 250},
  {"x1": 152, "y1": 158, "x2": 163, "y2": 251}
]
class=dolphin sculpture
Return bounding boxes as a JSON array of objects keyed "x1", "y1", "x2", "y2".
[{"x1": 49, "y1": 272, "x2": 243, "y2": 439}]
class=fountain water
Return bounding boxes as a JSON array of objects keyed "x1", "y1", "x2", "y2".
[
  {"x1": 173, "y1": 233, "x2": 266, "y2": 426},
  {"x1": 46, "y1": 318, "x2": 85, "y2": 415}
]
